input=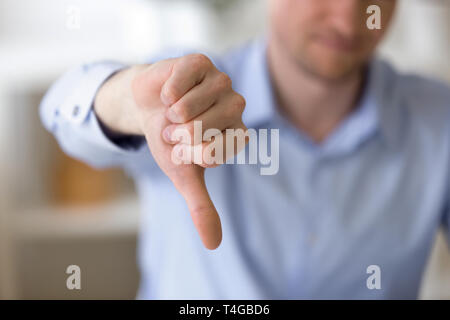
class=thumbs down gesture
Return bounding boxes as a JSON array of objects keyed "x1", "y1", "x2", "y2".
[{"x1": 127, "y1": 54, "x2": 248, "y2": 249}]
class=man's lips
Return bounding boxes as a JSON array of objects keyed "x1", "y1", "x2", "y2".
[{"x1": 315, "y1": 35, "x2": 361, "y2": 52}]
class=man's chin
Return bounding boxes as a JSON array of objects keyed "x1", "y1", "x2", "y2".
[{"x1": 303, "y1": 57, "x2": 364, "y2": 83}]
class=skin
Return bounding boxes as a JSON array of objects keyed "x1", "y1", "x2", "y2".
[{"x1": 94, "y1": 0, "x2": 397, "y2": 249}]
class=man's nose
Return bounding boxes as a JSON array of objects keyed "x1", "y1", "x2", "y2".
[{"x1": 329, "y1": 0, "x2": 366, "y2": 38}]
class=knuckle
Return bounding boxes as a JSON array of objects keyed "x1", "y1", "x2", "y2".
[
  {"x1": 215, "y1": 72, "x2": 232, "y2": 91},
  {"x1": 231, "y1": 94, "x2": 246, "y2": 115},
  {"x1": 188, "y1": 53, "x2": 211, "y2": 69}
]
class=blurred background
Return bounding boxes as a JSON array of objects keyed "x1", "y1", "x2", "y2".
[{"x1": 0, "y1": 0, "x2": 449, "y2": 299}]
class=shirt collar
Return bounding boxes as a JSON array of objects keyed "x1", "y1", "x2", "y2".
[
  {"x1": 239, "y1": 38, "x2": 275, "y2": 127},
  {"x1": 369, "y1": 58, "x2": 405, "y2": 149}
]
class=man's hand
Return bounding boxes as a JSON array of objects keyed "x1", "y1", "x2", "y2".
[{"x1": 95, "y1": 54, "x2": 247, "y2": 249}]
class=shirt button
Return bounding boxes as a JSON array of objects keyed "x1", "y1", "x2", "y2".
[{"x1": 72, "y1": 105, "x2": 80, "y2": 117}]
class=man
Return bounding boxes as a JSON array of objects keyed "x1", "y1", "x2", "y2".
[{"x1": 40, "y1": 0, "x2": 450, "y2": 299}]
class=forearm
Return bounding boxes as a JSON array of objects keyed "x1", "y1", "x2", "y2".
[
  {"x1": 94, "y1": 64, "x2": 148, "y2": 136},
  {"x1": 40, "y1": 61, "x2": 155, "y2": 170}
]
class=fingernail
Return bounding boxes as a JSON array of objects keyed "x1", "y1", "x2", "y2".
[
  {"x1": 175, "y1": 144, "x2": 188, "y2": 161},
  {"x1": 161, "y1": 93, "x2": 171, "y2": 106},
  {"x1": 163, "y1": 127, "x2": 172, "y2": 143},
  {"x1": 161, "y1": 90, "x2": 174, "y2": 106},
  {"x1": 165, "y1": 107, "x2": 179, "y2": 123}
]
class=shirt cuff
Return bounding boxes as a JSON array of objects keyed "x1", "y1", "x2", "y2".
[
  {"x1": 59, "y1": 61, "x2": 126, "y2": 125},
  {"x1": 84, "y1": 109, "x2": 146, "y2": 155},
  {"x1": 58, "y1": 61, "x2": 147, "y2": 153}
]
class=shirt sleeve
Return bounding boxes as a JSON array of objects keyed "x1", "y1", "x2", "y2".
[
  {"x1": 39, "y1": 61, "x2": 156, "y2": 171},
  {"x1": 40, "y1": 48, "x2": 220, "y2": 175}
]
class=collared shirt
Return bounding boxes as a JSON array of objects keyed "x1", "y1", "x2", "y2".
[{"x1": 40, "y1": 39, "x2": 450, "y2": 299}]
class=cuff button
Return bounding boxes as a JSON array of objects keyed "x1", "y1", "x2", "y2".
[{"x1": 72, "y1": 105, "x2": 80, "y2": 117}]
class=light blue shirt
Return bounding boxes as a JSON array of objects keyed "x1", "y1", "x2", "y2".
[{"x1": 40, "y1": 39, "x2": 450, "y2": 299}]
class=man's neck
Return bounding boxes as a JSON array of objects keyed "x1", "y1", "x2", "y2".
[{"x1": 267, "y1": 42, "x2": 366, "y2": 144}]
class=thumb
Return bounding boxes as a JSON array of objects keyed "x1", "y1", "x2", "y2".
[
  {"x1": 172, "y1": 167, "x2": 222, "y2": 250},
  {"x1": 132, "y1": 62, "x2": 222, "y2": 250}
]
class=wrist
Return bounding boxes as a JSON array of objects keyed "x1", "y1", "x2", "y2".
[{"x1": 94, "y1": 65, "x2": 147, "y2": 136}]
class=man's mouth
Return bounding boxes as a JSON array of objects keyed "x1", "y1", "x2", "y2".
[{"x1": 315, "y1": 34, "x2": 361, "y2": 53}]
